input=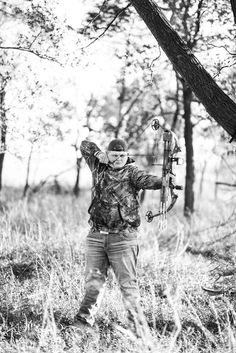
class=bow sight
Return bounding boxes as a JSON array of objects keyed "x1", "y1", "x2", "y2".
[{"x1": 145, "y1": 119, "x2": 183, "y2": 225}]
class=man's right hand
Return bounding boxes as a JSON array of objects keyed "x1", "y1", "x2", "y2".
[{"x1": 95, "y1": 151, "x2": 109, "y2": 164}]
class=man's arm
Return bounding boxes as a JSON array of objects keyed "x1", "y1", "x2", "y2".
[
  {"x1": 80, "y1": 140, "x2": 101, "y2": 171},
  {"x1": 80, "y1": 140, "x2": 109, "y2": 170},
  {"x1": 130, "y1": 166, "x2": 162, "y2": 190}
]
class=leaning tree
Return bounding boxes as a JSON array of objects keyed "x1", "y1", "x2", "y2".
[
  {"x1": 80, "y1": 0, "x2": 236, "y2": 215},
  {"x1": 130, "y1": 0, "x2": 236, "y2": 140}
]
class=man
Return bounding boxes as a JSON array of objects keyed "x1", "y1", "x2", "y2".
[{"x1": 74, "y1": 138, "x2": 162, "y2": 340}]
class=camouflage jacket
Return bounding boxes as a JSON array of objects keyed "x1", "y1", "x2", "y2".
[{"x1": 80, "y1": 140, "x2": 162, "y2": 230}]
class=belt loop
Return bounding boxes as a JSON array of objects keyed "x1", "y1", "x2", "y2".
[{"x1": 100, "y1": 230, "x2": 109, "y2": 235}]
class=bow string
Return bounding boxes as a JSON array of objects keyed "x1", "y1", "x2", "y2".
[{"x1": 145, "y1": 119, "x2": 183, "y2": 230}]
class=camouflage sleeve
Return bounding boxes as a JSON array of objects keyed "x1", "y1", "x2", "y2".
[
  {"x1": 80, "y1": 140, "x2": 101, "y2": 171},
  {"x1": 130, "y1": 166, "x2": 162, "y2": 190}
]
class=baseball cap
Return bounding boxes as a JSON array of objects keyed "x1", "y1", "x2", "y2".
[{"x1": 107, "y1": 138, "x2": 128, "y2": 152}]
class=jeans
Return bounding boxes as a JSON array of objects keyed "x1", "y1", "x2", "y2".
[{"x1": 77, "y1": 228, "x2": 150, "y2": 337}]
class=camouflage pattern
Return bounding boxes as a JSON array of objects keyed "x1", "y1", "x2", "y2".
[{"x1": 80, "y1": 140, "x2": 162, "y2": 230}]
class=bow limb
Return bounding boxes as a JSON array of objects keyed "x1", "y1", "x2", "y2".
[
  {"x1": 145, "y1": 125, "x2": 183, "y2": 223},
  {"x1": 145, "y1": 131, "x2": 171, "y2": 223}
]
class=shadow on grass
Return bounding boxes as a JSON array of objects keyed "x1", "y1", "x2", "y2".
[
  {"x1": 0, "y1": 302, "x2": 233, "y2": 353},
  {"x1": 0, "y1": 262, "x2": 39, "y2": 281},
  {"x1": 0, "y1": 247, "x2": 234, "y2": 351}
]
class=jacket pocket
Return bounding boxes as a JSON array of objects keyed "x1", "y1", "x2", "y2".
[{"x1": 119, "y1": 203, "x2": 140, "y2": 227}]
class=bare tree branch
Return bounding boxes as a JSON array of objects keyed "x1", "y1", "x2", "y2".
[
  {"x1": 28, "y1": 31, "x2": 42, "y2": 49},
  {"x1": 208, "y1": 43, "x2": 236, "y2": 56},
  {"x1": 190, "y1": 0, "x2": 204, "y2": 48},
  {"x1": 221, "y1": 154, "x2": 236, "y2": 177},
  {"x1": 213, "y1": 61, "x2": 236, "y2": 79},
  {"x1": 122, "y1": 89, "x2": 144, "y2": 117},
  {"x1": 30, "y1": 166, "x2": 75, "y2": 194},
  {"x1": 0, "y1": 46, "x2": 61, "y2": 64},
  {"x1": 215, "y1": 182, "x2": 236, "y2": 187},
  {"x1": 82, "y1": 0, "x2": 109, "y2": 37},
  {"x1": 182, "y1": 0, "x2": 191, "y2": 41},
  {"x1": 79, "y1": 3, "x2": 132, "y2": 50}
]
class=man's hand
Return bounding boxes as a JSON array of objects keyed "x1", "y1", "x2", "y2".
[
  {"x1": 169, "y1": 176, "x2": 176, "y2": 189},
  {"x1": 95, "y1": 151, "x2": 109, "y2": 164}
]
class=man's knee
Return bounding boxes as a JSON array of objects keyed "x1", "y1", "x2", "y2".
[
  {"x1": 119, "y1": 279, "x2": 140, "y2": 300},
  {"x1": 122, "y1": 293, "x2": 140, "y2": 310},
  {"x1": 85, "y1": 268, "x2": 106, "y2": 294}
]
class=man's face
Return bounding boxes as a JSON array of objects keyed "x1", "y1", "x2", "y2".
[{"x1": 107, "y1": 151, "x2": 128, "y2": 169}]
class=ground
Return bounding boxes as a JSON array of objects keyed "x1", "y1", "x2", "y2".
[{"x1": 0, "y1": 188, "x2": 235, "y2": 352}]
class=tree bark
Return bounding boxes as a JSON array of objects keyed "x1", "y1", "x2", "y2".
[
  {"x1": 171, "y1": 72, "x2": 180, "y2": 132},
  {"x1": 73, "y1": 157, "x2": 82, "y2": 197},
  {"x1": 0, "y1": 85, "x2": 7, "y2": 191},
  {"x1": 230, "y1": 0, "x2": 236, "y2": 24},
  {"x1": 131, "y1": 0, "x2": 236, "y2": 139},
  {"x1": 199, "y1": 159, "x2": 207, "y2": 196},
  {"x1": 183, "y1": 82, "x2": 194, "y2": 216},
  {"x1": 0, "y1": 128, "x2": 6, "y2": 191},
  {"x1": 23, "y1": 144, "x2": 33, "y2": 198}
]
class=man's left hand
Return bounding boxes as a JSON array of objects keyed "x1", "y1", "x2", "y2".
[{"x1": 95, "y1": 151, "x2": 109, "y2": 164}]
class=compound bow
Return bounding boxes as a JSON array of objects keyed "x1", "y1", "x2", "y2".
[{"x1": 145, "y1": 119, "x2": 183, "y2": 229}]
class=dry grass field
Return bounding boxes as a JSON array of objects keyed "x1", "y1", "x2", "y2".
[{"x1": 0, "y1": 188, "x2": 235, "y2": 353}]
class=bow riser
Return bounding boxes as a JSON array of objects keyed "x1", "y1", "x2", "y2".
[{"x1": 145, "y1": 119, "x2": 183, "y2": 224}]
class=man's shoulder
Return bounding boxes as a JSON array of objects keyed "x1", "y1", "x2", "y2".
[{"x1": 123, "y1": 162, "x2": 137, "y2": 172}]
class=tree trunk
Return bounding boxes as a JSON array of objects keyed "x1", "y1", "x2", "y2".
[
  {"x1": 214, "y1": 164, "x2": 220, "y2": 200},
  {"x1": 73, "y1": 157, "x2": 82, "y2": 197},
  {"x1": 131, "y1": 0, "x2": 236, "y2": 139},
  {"x1": 0, "y1": 85, "x2": 7, "y2": 191},
  {"x1": 230, "y1": 0, "x2": 236, "y2": 24},
  {"x1": 0, "y1": 125, "x2": 6, "y2": 191},
  {"x1": 23, "y1": 144, "x2": 33, "y2": 198},
  {"x1": 171, "y1": 72, "x2": 180, "y2": 132},
  {"x1": 183, "y1": 82, "x2": 194, "y2": 217},
  {"x1": 199, "y1": 159, "x2": 207, "y2": 196}
]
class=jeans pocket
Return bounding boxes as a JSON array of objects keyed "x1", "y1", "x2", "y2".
[
  {"x1": 87, "y1": 229, "x2": 100, "y2": 239},
  {"x1": 122, "y1": 229, "x2": 138, "y2": 240}
]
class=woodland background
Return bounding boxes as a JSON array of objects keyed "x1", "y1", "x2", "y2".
[{"x1": 0, "y1": 1, "x2": 235, "y2": 352}]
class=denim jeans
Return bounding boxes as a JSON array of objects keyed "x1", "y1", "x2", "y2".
[{"x1": 77, "y1": 228, "x2": 149, "y2": 337}]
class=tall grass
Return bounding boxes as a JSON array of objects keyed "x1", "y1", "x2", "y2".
[{"x1": 0, "y1": 187, "x2": 235, "y2": 352}]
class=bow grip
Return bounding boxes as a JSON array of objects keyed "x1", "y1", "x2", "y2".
[{"x1": 174, "y1": 185, "x2": 183, "y2": 190}]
